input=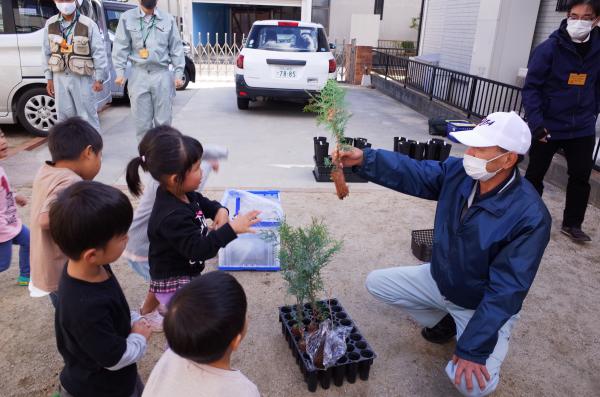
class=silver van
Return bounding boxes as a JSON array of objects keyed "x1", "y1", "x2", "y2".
[{"x1": 0, "y1": 0, "x2": 123, "y2": 136}]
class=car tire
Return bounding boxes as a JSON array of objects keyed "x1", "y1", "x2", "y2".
[
  {"x1": 177, "y1": 69, "x2": 190, "y2": 91},
  {"x1": 237, "y1": 97, "x2": 250, "y2": 110},
  {"x1": 16, "y1": 87, "x2": 57, "y2": 137}
]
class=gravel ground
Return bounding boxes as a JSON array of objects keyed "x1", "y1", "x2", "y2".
[{"x1": 0, "y1": 181, "x2": 598, "y2": 397}]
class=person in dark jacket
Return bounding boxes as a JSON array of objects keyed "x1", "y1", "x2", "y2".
[
  {"x1": 336, "y1": 112, "x2": 551, "y2": 396},
  {"x1": 125, "y1": 126, "x2": 260, "y2": 328},
  {"x1": 522, "y1": 0, "x2": 600, "y2": 243}
]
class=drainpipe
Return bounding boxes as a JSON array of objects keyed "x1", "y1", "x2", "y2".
[
  {"x1": 301, "y1": 0, "x2": 312, "y2": 22},
  {"x1": 416, "y1": 0, "x2": 425, "y2": 55}
]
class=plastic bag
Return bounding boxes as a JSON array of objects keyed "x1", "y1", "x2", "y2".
[
  {"x1": 220, "y1": 189, "x2": 283, "y2": 224},
  {"x1": 305, "y1": 319, "x2": 353, "y2": 370}
]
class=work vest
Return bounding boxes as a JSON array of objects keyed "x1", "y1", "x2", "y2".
[{"x1": 47, "y1": 17, "x2": 95, "y2": 77}]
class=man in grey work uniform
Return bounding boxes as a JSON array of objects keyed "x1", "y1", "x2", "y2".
[
  {"x1": 43, "y1": 0, "x2": 108, "y2": 132},
  {"x1": 112, "y1": 0, "x2": 185, "y2": 140}
]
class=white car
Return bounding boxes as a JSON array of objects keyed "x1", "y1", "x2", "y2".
[{"x1": 235, "y1": 20, "x2": 336, "y2": 110}]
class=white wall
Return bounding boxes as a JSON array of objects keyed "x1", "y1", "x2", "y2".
[
  {"x1": 328, "y1": 0, "x2": 421, "y2": 45},
  {"x1": 469, "y1": 0, "x2": 540, "y2": 84},
  {"x1": 301, "y1": 0, "x2": 312, "y2": 21},
  {"x1": 349, "y1": 14, "x2": 380, "y2": 46},
  {"x1": 328, "y1": 0, "x2": 373, "y2": 44},
  {"x1": 532, "y1": 0, "x2": 565, "y2": 49},
  {"x1": 419, "y1": 0, "x2": 480, "y2": 73},
  {"x1": 379, "y1": 0, "x2": 421, "y2": 42}
]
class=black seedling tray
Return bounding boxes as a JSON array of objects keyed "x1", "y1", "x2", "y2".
[
  {"x1": 312, "y1": 136, "x2": 370, "y2": 183},
  {"x1": 312, "y1": 156, "x2": 368, "y2": 183},
  {"x1": 411, "y1": 229, "x2": 434, "y2": 262},
  {"x1": 278, "y1": 299, "x2": 377, "y2": 392}
]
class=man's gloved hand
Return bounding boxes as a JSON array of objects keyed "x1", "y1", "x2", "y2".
[{"x1": 533, "y1": 127, "x2": 550, "y2": 142}]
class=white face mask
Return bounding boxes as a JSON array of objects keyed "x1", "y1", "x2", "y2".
[
  {"x1": 463, "y1": 152, "x2": 509, "y2": 182},
  {"x1": 56, "y1": 1, "x2": 77, "y2": 16},
  {"x1": 567, "y1": 19, "x2": 594, "y2": 42}
]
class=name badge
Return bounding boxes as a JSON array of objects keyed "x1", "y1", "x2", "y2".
[
  {"x1": 139, "y1": 48, "x2": 149, "y2": 59},
  {"x1": 60, "y1": 43, "x2": 73, "y2": 54},
  {"x1": 568, "y1": 73, "x2": 587, "y2": 86}
]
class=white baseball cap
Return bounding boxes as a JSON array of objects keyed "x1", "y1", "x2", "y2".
[{"x1": 450, "y1": 111, "x2": 531, "y2": 155}]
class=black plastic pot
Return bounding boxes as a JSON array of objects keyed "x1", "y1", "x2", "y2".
[
  {"x1": 353, "y1": 137, "x2": 368, "y2": 149},
  {"x1": 394, "y1": 136, "x2": 452, "y2": 162},
  {"x1": 414, "y1": 142, "x2": 427, "y2": 160},
  {"x1": 313, "y1": 137, "x2": 329, "y2": 166},
  {"x1": 393, "y1": 136, "x2": 405, "y2": 152},
  {"x1": 426, "y1": 140, "x2": 440, "y2": 160},
  {"x1": 398, "y1": 139, "x2": 416, "y2": 157},
  {"x1": 278, "y1": 299, "x2": 377, "y2": 392},
  {"x1": 439, "y1": 142, "x2": 452, "y2": 161}
]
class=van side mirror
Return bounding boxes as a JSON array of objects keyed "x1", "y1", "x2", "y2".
[{"x1": 329, "y1": 43, "x2": 336, "y2": 50}]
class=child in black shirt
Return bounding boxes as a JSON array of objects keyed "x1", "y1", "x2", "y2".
[
  {"x1": 50, "y1": 181, "x2": 152, "y2": 397},
  {"x1": 125, "y1": 126, "x2": 260, "y2": 318}
]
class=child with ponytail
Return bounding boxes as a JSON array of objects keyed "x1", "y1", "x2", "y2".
[{"x1": 126, "y1": 126, "x2": 259, "y2": 325}]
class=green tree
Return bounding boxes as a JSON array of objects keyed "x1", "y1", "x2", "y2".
[
  {"x1": 305, "y1": 80, "x2": 352, "y2": 199},
  {"x1": 279, "y1": 217, "x2": 343, "y2": 324}
]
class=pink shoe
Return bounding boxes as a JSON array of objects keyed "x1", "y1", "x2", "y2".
[{"x1": 143, "y1": 309, "x2": 164, "y2": 333}]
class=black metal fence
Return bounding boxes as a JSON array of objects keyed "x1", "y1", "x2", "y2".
[
  {"x1": 372, "y1": 49, "x2": 524, "y2": 119},
  {"x1": 371, "y1": 49, "x2": 600, "y2": 171}
]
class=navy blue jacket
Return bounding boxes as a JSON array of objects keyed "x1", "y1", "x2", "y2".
[
  {"x1": 359, "y1": 149, "x2": 551, "y2": 364},
  {"x1": 522, "y1": 20, "x2": 600, "y2": 140}
]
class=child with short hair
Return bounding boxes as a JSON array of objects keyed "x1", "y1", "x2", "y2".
[
  {"x1": 125, "y1": 126, "x2": 259, "y2": 318},
  {"x1": 0, "y1": 129, "x2": 30, "y2": 285},
  {"x1": 143, "y1": 271, "x2": 260, "y2": 396},
  {"x1": 50, "y1": 181, "x2": 152, "y2": 397},
  {"x1": 29, "y1": 117, "x2": 102, "y2": 307}
]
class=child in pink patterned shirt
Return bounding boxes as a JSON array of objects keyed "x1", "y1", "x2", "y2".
[{"x1": 0, "y1": 130, "x2": 29, "y2": 285}]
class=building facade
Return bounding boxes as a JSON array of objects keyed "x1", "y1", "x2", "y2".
[
  {"x1": 418, "y1": 0, "x2": 571, "y2": 85},
  {"x1": 159, "y1": 0, "x2": 421, "y2": 46}
]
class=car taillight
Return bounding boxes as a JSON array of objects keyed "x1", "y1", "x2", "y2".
[
  {"x1": 328, "y1": 59, "x2": 336, "y2": 74},
  {"x1": 236, "y1": 54, "x2": 244, "y2": 69},
  {"x1": 278, "y1": 21, "x2": 299, "y2": 27}
]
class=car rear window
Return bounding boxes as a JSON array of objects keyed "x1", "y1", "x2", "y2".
[{"x1": 246, "y1": 25, "x2": 329, "y2": 52}]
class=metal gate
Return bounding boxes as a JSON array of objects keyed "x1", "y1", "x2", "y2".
[
  {"x1": 194, "y1": 33, "x2": 350, "y2": 83},
  {"x1": 193, "y1": 33, "x2": 245, "y2": 81}
]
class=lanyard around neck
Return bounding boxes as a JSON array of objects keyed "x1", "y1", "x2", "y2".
[
  {"x1": 140, "y1": 15, "x2": 156, "y2": 48},
  {"x1": 60, "y1": 11, "x2": 80, "y2": 41}
]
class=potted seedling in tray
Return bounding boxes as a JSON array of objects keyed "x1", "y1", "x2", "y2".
[
  {"x1": 279, "y1": 217, "x2": 341, "y2": 339},
  {"x1": 275, "y1": 217, "x2": 378, "y2": 391}
]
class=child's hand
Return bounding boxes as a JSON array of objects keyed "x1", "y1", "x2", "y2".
[
  {"x1": 15, "y1": 194, "x2": 27, "y2": 207},
  {"x1": 131, "y1": 318, "x2": 152, "y2": 340},
  {"x1": 213, "y1": 208, "x2": 229, "y2": 230},
  {"x1": 230, "y1": 210, "x2": 261, "y2": 235}
]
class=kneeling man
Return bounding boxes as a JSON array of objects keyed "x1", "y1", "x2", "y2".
[{"x1": 338, "y1": 112, "x2": 551, "y2": 396}]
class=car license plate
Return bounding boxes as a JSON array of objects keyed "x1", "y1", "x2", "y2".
[{"x1": 275, "y1": 67, "x2": 297, "y2": 79}]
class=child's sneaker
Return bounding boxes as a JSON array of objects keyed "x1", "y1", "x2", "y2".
[
  {"x1": 17, "y1": 276, "x2": 30, "y2": 286},
  {"x1": 143, "y1": 309, "x2": 164, "y2": 333}
]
